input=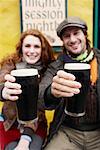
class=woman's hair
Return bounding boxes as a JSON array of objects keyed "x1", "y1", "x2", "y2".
[{"x1": 0, "y1": 29, "x2": 55, "y2": 69}]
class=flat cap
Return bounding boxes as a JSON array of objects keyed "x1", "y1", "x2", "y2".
[{"x1": 56, "y1": 16, "x2": 87, "y2": 38}]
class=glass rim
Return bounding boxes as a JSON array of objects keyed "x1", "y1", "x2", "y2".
[
  {"x1": 11, "y1": 68, "x2": 38, "y2": 77},
  {"x1": 64, "y1": 63, "x2": 90, "y2": 70}
]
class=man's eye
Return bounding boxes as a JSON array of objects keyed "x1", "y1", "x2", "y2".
[
  {"x1": 74, "y1": 32, "x2": 79, "y2": 35},
  {"x1": 63, "y1": 34, "x2": 70, "y2": 38}
]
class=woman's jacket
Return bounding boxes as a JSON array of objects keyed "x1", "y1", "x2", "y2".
[{"x1": 0, "y1": 61, "x2": 47, "y2": 131}]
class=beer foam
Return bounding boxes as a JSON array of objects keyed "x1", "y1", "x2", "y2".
[
  {"x1": 64, "y1": 63, "x2": 90, "y2": 70},
  {"x1": 11, "y1": 68, "x2": 38, "y2": 77}
]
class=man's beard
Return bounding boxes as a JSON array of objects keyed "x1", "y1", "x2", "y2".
[{"x1": 67, "y1": 50, "x2": 82, "y2": 58}]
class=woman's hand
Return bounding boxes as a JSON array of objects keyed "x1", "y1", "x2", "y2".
[
  {"x1": 14, "y1": 138, "x2": 29, "y2": 150},
  {"x1": 51, "y1": 70, "x2": 82, "y2": 98},
  {"x1": 2, "y1": 74, "x2": 22, "y2": 101}
]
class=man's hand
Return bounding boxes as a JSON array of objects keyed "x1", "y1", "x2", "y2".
[
  {"x1": 51, "y1": 70, "x2": 82, "y2": 98},
  {"x1": 2, "y1": 74, "x2": 22, "y2": 101}
]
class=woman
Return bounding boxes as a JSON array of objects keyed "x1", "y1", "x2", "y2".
[{"x1": 0, "y1": 29, "x2": 55, "y2": 150}]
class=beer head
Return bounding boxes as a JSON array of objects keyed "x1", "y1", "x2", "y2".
[
  {"x1": 64, "y1": 63, "x2": 90, "y2": 71},
  {"x1": 11, "y1": 68, "x2": 38, "y2": 77}
]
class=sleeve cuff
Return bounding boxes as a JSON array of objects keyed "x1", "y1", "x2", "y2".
[
  {"x1": 22, "y1": 127, "x2": 34, "y2": 140},
  {"x1": 0, "y1": 83, "x2": 6, "y2": 101},
  {"x1": 20, "y1": 135, "x2": 32, "y2": 142},
  {"x1": 44, "y1": 85, "x2": 61, "y2": 109}
]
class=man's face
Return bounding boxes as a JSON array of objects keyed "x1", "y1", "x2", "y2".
[{"x1": 61, "y1": 27, "x2": 86, "y2": 55}]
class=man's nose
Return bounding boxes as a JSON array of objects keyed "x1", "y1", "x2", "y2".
[{"x1": 70, "y1": 34, "x2": 76, "y2": 42}]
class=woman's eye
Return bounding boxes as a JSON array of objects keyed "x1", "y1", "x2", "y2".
[
  {"x1": 34, "y1": 45, "x2": 40, "y2": 48},
  {"x1": 25, "y1": 44, "x2": 31, "y2": 47}
]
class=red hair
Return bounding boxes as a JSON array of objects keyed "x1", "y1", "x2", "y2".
[{"x1": 0, "y1": 29, "x2": 55, "y2": 69}]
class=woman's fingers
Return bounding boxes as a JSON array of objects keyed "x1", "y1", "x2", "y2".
[
  {"x1": 5, "y1": 81, "x2": 21, "y2": 89},
  {"x1": 2, "y1": 87, "x2": 21, "y2": 101},
  {"x1": 2, "y1": 74, "x2": 22, "y2": 101},
  {"x1": 4, "y1": 74, "x2": 16, "y2": 82}
]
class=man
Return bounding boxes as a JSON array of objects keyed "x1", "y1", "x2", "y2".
[{"x1": 39, "y1": 16, "x2": 100, "y2": 150}]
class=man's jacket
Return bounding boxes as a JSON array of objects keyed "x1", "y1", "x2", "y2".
[{"x1": 39, "y1": 48, "x2": 100, "y2": 147}]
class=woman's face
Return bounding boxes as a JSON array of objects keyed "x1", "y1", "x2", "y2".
[{"x1": 22, "y1": 35, "x2": 42, "y2": 64}]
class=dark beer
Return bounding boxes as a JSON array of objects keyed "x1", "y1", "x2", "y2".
[
  {"x1": 64, "y1": 63, "x2": 90, "y2": 117},
  {"x1": 11, "y1": 69, "x2": 39, "y2": 124}
]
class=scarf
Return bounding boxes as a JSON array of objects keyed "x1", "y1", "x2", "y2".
[{"x1": 61, "y1": 49, "x2": 94, "y2": 63}]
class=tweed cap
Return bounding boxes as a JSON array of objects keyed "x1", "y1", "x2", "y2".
[{"x1": 57, "y1": 16, "x2": 87, "y2": 38}]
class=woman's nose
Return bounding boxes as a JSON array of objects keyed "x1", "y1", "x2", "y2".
[{"x1": 30, "y1": 46, "x2": 35, "y2": 52}]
